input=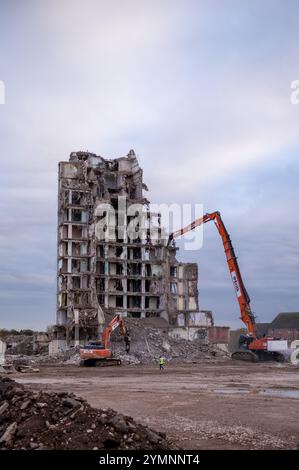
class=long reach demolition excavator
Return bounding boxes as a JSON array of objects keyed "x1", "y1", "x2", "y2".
[
  {"x1": 168, "y1": 211, "x2": 287, "y2": 362},
  {"x1": 80, "y1": 314, "x2": 130, "y2": 366}
]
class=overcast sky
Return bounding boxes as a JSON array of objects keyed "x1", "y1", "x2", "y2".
[{"x1": 0, "y1": 0, "x2": 298, "y2": 330}]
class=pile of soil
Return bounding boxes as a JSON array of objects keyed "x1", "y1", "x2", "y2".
[{"x1": 0, "y1": 377, "x2": 173, "y2": 450}]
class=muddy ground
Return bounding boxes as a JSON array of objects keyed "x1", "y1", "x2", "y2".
[{"x1": 11, "y1": 360, "x2": 299, "y2": 450}]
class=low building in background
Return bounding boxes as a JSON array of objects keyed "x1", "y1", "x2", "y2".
[
  {"x1": 268, "y1": 312, "x2": 299, "y2": 341},
  {"x1": 229, "y1": 312, "x2": 299, "y2": 351}
]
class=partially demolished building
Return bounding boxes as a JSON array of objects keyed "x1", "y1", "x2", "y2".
[{"x1": 54, "y1": 150, "x2": 205, "y2": 348}]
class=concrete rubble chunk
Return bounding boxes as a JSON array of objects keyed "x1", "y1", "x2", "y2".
[
  {"x1": 110, "y1": 415, "x2": 129, "y2": 433},
  {"x1": 62, "y1": 397, "x2": 82, "y2": 408},
  {"x1": 0, "y1": 422, "x2": 18, "y2": 445},
  {"x1": 0, "y1": 401, "x2": 9, "y2": 416},
  {"x1": 20, "y1": 399, "x2": 31, "y2": 410},
  {"x1": 146, "y1": 429, "x2": 162, "y2": 445}
]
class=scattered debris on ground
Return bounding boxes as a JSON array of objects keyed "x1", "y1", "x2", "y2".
[
  {"x1": 4, "y1": 356, "x2": 41, "y2": 373},
  {"x1": 0, "y1": 377, "x2": 173, "y2": 450},
  {"x1": 13, "y1": 365, "x2": 39, "y2": 374},
  {"x1": 0, "y1": 364, "x2": 14, "y2": 374},
  {"x1": 149, "y1": 414, "x2": 294, "y2": 450}
]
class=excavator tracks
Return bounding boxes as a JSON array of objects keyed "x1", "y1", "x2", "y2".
[
  {"x1": 232, "y1": 349, "x2": 285, "y2": 363},
  {"x1": 231, "y1": 349, "x2": 259, "y2": 362},
  {"x1": 80, "y1": 358, "x2": 122, "y2": 367}
]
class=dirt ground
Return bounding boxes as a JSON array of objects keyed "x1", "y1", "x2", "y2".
[{"x1": 12, "y1": 360, "x2": 299, "y2": 450}]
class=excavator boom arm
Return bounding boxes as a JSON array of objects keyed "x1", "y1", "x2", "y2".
[
  {"x1": 168, "y1": 211, "x2": 257, "y2": 336},
  {"x1": 101, "y1": 314, "x2": 130, "y2": 350}
]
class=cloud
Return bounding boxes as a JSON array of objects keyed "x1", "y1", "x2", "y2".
[{"x1": 0, "y1": 0, "x2": 298, "y2": 328}]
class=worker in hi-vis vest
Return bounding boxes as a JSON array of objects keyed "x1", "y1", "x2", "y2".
[{"x1": 159, "y1": 355, "x2": 166, "y2": 371}]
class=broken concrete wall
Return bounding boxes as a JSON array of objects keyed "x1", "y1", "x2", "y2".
[
  {"x1": 168, "y1": 326, "x2": 208, "y2": 341},
  {"x1": 32, "y1": 333, "x2": 50, "y2": 354},
  {"x1": 188, "y1": 311, "x2": 214, "y2": 327},
  {"x1": 49, "y1": 339, "x2": 67, "y2": 356},
  {"x1": 207, "y1": 326, "x2": 230, "y2": 345},
  {"x1": 169, "y1": 324, "x2": 230, "y2": 345}
]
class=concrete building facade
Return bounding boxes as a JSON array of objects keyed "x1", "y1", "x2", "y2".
[{"x1": 54, "y1": 150, "x2": 203, "y2": 347}]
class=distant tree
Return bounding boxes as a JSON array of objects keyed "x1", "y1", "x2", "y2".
[
  {"x1": 0, "y1": 329, "x2": 19, "y2": 338},
  {"x1": 0, "y1": 328, "x2": 36, "y2": 338},
  {"x1": 8, "y1": 329, "x2": 19, "y2": 336}
]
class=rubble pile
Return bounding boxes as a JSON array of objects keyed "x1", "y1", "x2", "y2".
[
  {"x1": 36, "y1": 346, "x2": 81, "y2": 366},
  {"x1": 111, "y1": 318, "x2": 228, "y2": 365},
  {"x1": 0, "y1": 377, "x2": 172, "y2": 450},
  {"x1": 6, "y1": 348, "x2": 81, "y2": 368},
  {"x1": 6, "y1": 319, "x2": 228, "y2": 367},
  {"x1": 5, "y1": 333, "x2": 49, "y2": 356}
]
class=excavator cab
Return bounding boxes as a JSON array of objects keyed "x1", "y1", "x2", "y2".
[{"x1": 238, "y1": 334, "x2": 250, "y2": 349}]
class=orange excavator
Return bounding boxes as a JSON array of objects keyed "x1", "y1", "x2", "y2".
[
  {"x1": 80, "y1": 314, "x2": 130, "y2": 366},
  {"x1": 168, "y1": 211, "x2": 286, "y2": 362}
]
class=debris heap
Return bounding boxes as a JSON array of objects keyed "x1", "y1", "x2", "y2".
[
  {"x1": 6, "y1": 319, "x2": 228, "y2": 368},
  {"x1": 111, "y1": 318, "x2": 228, "y2": 365},
  {"x1": 0, "y1": 377, "x2": 172, "y2": 450}
]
